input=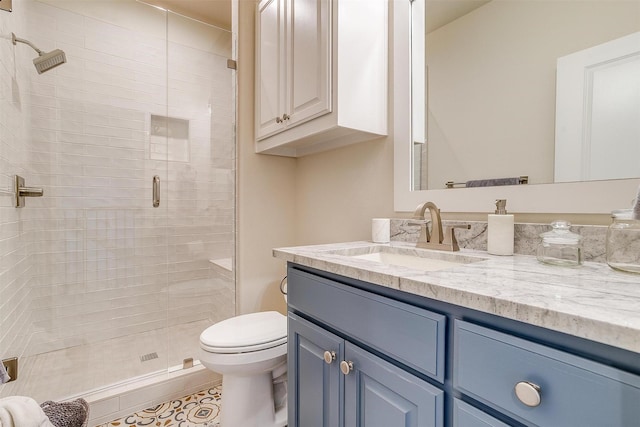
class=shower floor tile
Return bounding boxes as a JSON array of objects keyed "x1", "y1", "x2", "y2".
[
  {"x1": 96, "y1": 385, "x2": 222, "y2": 427},
  {"x1": 0, "y1": 319, "x2": 212, "y2": 402}
]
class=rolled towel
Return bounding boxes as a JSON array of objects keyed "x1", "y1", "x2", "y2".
[
  {"x1": 465, "y1": 177, "x2": 521, "y2": 187},
  {"x1": 0, "y1": 396, "x2": 56, "y2": 427},
  {"x1": 633, "y1": 183, "x2": 640, "y2": 220},
  {"x1": 0, "y1": 362, "x2": 9, "y2": 384}
]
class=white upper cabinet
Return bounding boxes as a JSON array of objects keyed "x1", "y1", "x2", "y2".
[{"x1": 255, "y1": 0, "x2": 388, "y2": 157}]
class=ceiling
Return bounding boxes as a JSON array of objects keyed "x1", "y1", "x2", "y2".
[
  {"x1": 143, "y1": 0, "x2": 489, "y2": 36},
  {"x1": 145, "y1": 0, "x2": 231, "y2": 30},
  {"x1": 427, "y1": 0, "x2": 490, "y2": 33}
]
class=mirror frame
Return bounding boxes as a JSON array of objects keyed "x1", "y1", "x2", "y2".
[{"x1": 393, "y1": 0, "x2": 640, "y2": 214}]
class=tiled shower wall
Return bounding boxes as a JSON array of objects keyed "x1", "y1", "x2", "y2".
[
  {"x1": 0, "y1": 0, "x2": 33, "y2": 362},
  {"x1": 0, "y1": 0, "x2": 235, "y2": 361}
]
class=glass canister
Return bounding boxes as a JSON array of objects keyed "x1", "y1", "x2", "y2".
[
  {"x1": 606, "y1": 209, "x2": 640, "y2": 274},
  {"x1": 536, "y1": 220, "x2": 583, "y2": 266}
]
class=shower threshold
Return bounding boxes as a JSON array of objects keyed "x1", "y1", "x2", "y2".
[{"x1": 81, "y1": 361, "x2": 220, "y2": 426}]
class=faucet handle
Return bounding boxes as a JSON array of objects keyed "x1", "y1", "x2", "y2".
[{"x1": 443, "y1": 224, "x2": 471, "y2": 251}]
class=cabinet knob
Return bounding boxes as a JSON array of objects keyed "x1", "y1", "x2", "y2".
[
  {"x1": 323, "y1": 351, "x2": 336, "y2": 364},
  {"x1": 340, "y1": 360, "x2": 354, "y2": 375},
  {"x1": 514, "y1": 381, "x2": 542, "y2": 407},
  {"x1": 282, "y1": 114, "x2": 290, "y2": 121},
  {"x1": 275, "y1": 116, "x2": 283, "y2": 124}
]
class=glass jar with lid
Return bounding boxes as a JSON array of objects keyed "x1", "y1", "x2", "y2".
[
  {"x1": 606, "y1": 209, "x2": 640, "y2": 274},
  {"x1": 536, "y1": 220, "x2": 583, "y2": 266}
]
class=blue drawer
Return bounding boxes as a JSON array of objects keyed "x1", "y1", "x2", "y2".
[
  {"x1": 454, "y1": 320, "x2": 640, "y2": 427},
  {"x1": 453, "y1": 400, "x2": 509, "y2": 427},
  {"x1": 288, "y1": 268, "x2": 446, "y2": 382}
]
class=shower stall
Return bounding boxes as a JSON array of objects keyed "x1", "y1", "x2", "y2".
[{"x1": 0, "y1": 0, "x2": 236, "y2": 407}]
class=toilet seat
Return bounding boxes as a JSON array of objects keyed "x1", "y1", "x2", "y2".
[
  {"x1": 200, "y1": 311, "x2": 287, "y2": 354},
  {"x1": 201, "y1": 336, "x2": 287, "y2": 353}
]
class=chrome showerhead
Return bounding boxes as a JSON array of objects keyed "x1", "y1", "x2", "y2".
[{"x1": 11, "y1": 32, "x2": 67, "y2": 74}]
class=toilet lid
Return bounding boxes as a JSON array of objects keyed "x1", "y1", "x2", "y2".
[{"x1": 200, "y1": 311, "x2": 287, "y2": 353}]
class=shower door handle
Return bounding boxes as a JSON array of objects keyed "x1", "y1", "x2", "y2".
[{"x1": 153, "y1": 176, "x2": 160, "y2": 208}]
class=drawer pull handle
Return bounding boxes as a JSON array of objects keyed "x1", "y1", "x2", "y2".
[
  {"x1": 340, "y1": 360, "x2": 354, "y2": 375},
  {"x1": 323, "y1": 351, "x2": 336, "y2": 364},
  {"x1": 514, "y1": 381, "x2": 542, "y2": 407}
]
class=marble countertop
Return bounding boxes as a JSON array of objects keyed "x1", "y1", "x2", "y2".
[{"x1": 274, "y1": 241, "x2": 640, "y2": 354}]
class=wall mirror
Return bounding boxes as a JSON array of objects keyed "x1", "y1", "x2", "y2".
[{"x1": 394, "y1": 0, "x2": 640, "y2": 214}]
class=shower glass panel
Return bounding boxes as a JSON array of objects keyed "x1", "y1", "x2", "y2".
[
  {"x1": 165, "y1": 12, "x2": 236, "y2": 369},
  {"x1": 0, "y1": 0, "x2": 236, "y2": 403}
]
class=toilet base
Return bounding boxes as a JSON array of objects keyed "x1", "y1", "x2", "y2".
[{"x1": 221, "y1": 370, "x2": 287, "y2": 427}]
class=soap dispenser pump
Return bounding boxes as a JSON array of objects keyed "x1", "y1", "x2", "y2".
[{"x1": 487, "y1": 199, "x2": 514, "y2": 255}]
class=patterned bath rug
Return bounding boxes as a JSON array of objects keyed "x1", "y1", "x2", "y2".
[{"x1": 97, "y1": 386, "x2": 222, "y2": 427}]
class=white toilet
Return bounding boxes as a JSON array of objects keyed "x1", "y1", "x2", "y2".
[{"x1": 199, "y1": 311, "x2": 288, "y2": 427}]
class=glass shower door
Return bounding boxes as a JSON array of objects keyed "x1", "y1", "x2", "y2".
[
  {"x1": 165, "y1": 11, "x2": 236, "y2": 369},
  {"x1": 0, "y1": 0, "x2": 236, "y2": 405},
  {"x1": 0, "y1": 0, "x2": 171, "y2": 401}
]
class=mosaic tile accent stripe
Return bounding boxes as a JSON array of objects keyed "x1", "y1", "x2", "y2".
[{"x1": 97, "y1": 386, "x2": 222, "y2": 427}]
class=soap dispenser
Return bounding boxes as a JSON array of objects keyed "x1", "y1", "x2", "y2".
[{"x1": 487, "y1": 199, "x2": 514, "y2": 255}]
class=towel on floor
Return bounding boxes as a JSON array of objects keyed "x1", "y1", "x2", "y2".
[
  {"x1": 40, "y1": 399, "x2": 89, "y2": 427},
  {"x1": 0, "y1": 362, "x2": 9, "y2": 384},
  {"x1": 0, "y1": 396, "x2": 56, "y2": 427}
]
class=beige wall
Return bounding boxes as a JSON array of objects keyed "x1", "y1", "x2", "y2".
[
  {"x1": 237, "y1": 0, "x2": 297, "y2": 315},
  {"x1": 295, "y1": 138, "x2": 397, "y2": 244}
]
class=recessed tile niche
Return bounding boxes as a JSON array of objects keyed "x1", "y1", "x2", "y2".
[{"x1": 150, "y1": 114, "x2": 190, "y2": 162}]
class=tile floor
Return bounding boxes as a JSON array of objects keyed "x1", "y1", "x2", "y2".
[
  {"x1": 96, "y1": 386, "x2": 222, "y2": 427},
  {"x1": 0, "y1": 319, "x2": 211, "y2": 402}
]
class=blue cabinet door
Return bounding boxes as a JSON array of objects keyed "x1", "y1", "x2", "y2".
[
  {"x1": 344, "y1": 342, "x2": 444, "y2": 427},
  {"x1": 288, "y1": 313, "x2": 344, "y2": 427},
  {"x1": 453, "y1": 400, "x2": 510, "y2": 427}
]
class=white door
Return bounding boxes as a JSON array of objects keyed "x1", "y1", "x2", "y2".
[{"x1": 555, "y1": 31, "x2": 640, "y2": 182}]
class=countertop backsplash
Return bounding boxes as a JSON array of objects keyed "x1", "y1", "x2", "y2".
[{"x1": 390, "y1": 219, "x2": 608, "y2": 263}]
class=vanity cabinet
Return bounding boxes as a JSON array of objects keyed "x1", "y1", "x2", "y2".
[
  {"x1": 286, "y1": 263, "x2": 640, "y2": 427},
  {"x1": 287, "y1": 268, "x2": 445, "y2": 426},
  {"x1": 255, "y1": 0, "x2": 388, "y2": 157}
]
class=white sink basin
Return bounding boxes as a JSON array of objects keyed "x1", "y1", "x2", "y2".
[
  {"x1": 351, "y1": 252, "x2": 469, "y2": 271},
  {"x1": 331, "y1": 245, "x2": 484, "y2": 272}
]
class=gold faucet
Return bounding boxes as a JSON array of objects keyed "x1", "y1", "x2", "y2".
[{"x1": 410, "y1": 202, "x2": 470, "y2": 251}]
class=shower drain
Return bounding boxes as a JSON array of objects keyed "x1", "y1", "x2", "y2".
[{"x1": 140, "y1": 352, "x2": 159, "y2": 362}]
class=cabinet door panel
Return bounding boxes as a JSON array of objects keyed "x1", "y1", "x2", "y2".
[
  {"x1": 344, "y1": 342, "x2": 444, "y2": 427},
  {"x1": 288, "y1": 313, "x2": 343, "y2": 427},
  {"x1": 256, "y1": 0, "x2": 285, "y2": 139},
  {"x1": 453, "y1": 400, "x2": 510, "y2": 427},
  {"x1": 287, "y1": 0, "x2": 331, "y2": 127}
]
